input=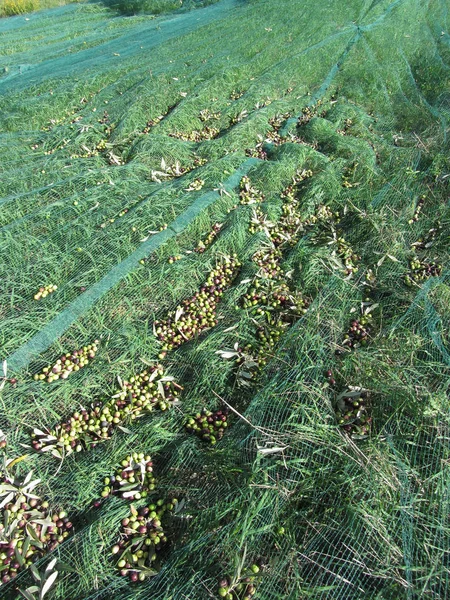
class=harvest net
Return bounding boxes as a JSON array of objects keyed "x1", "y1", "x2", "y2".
[{"x1": 0, "y1": 0, "x2": 449, "y2": 598}]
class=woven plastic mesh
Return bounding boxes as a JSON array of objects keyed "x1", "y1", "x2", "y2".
[{"x1": 0, "y1": 0, "x2": 449, "y2": 598}]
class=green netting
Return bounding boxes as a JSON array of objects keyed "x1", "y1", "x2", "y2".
[{"x1": 0, "y1": 0, "x2": 449, "y2": 598}]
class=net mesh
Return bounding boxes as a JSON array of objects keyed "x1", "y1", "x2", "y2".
[{"x1": 0, "y1": 0, "x2": 449, "y2": 598}]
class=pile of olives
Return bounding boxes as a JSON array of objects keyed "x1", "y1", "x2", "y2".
[
  {"x1": 230, "y1": 90, "x2": 245, "y2": 100},
  {"x1": 185, "y1": 178, "x2": 205, "y2": 191},
  {"x1": 336, "y1": 389, "x2": 371, "y2": 438},
  {"x1": 248, "y1": 207, "x2": 267, "y2": 234},
  {"x1": 33, "y1": 284, "x2": 57, "y2": 300},
  {"x1": 194, "y1": 222, "x2": 223, "y2": 253},
  {"x1": 33, "y1": 340, "x2": 99, "y2": 383},
  {"x1": 239, "y1": 176, "x2": 265, "y2": 205},
  {"x1": 230, "y1": 319, "x2": 288, "y2": 385},
  {"x1": 408, "y1": 195, "x2": 425, "y2": 224},
  {"x1": 199, "y1": 108, "x2": 221, "y2": 122},
  {"x1": 170, "y1": 126, "x2": 219, "y2": 142},
  {"x1": 112, "y1": 498, "x2": 178, "y2": 582},
  {"x1": 31, "y1": 365, "x2": 180, "y2": 455},
  {"x1": 265, "y1": 112, "x2": 303, "y2": 146},
  {"x1": 154, "y1": 254, "x2": 241, "y2": 354},
  {"x1": 324, "y1": 369, "x2": 336, "y2": 386},
  {"x1": 185, "y1": 408, "x2": 229, "y2": 444},
  {"x1": 341, "y1": 313, "x2": 373, "y2": 350},
  {"x1": 217, "y1": 562, "x2": 262, "y2": 599},
  {"x1": 297, "y1": 103, "x2": 318, "y2": 126},
  {"x1": 101, "y1": 453, "x2": 156, "y2": 500},
  {"x1": 304, "y1": 204, "x2": 340, "y2": 227},
  {"x1": 142, "y1": 114, "x2": 163, "y2": 134},
  {"x1": 335, "y1": 236, "x2": 360, "y2": 276},
  {"x1": 404, "y1": 257, "x2": 442, "y2": 285},
  {"x1": 253, "y1": 320, "x2": 287, "y2": 367},
  {"x1": 241, "y1": 279, "x2": 309, "y2": 322},
  {"x1": 252, "y1": 246, "x2": 283, "y2": 279},
  {"x1": 0, "y1": 471, "x2": 72, "y2": 584}
]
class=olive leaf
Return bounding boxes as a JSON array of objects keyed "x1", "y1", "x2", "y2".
[
  {"x1": 18, "y1": 557, "x2": 59, "y2": 600},
  {"x1": 18, "y1": 589, "x2": 38, "y2": 600},
  {"x1": 117, "y1": 425, "x2": 132, "y2": 434},
  {"x1": 15, "y1": 544, "x2": 26, "y2": 567},
  {"x1": 0, "y1": 360, "x2": 7, "y2": 390},
  {"x1": 41, "y1": 570, "x2": 58, "y2": 598},
  {"x1": 216, "y1": 350, "x2": 239, "y2": 359},
  {"x1": 0, "y1": 491, "x2": 14, "y2": 509}
]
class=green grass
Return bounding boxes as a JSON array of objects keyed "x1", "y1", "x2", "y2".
[
  {"x1": 0, "y1": 0, "x2": 84, "y2": 17},
  {"x1": 0, "y1": 0, "x2": 449, "y2": 598}
]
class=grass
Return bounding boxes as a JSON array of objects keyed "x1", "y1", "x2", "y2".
[
  {"x1": 0, "y1": 0, "x2": 219, "y2": 18},
  {"x1": 0, "y1": 0, "x2": 84, "y2": 17},
  {"x1": 0, "y1": 0, "x2": 449, "y2": 598}
]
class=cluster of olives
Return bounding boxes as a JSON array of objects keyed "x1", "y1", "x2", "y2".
[
  {"x1": 185, "y1": 408, "x2": 229, "y2": 444},
  {"x1": 252, "y1": 170, "x2": 312, "y2": 248},
  {"x1": 253, "y1": 320, "x2": 287, "y2": 366},
  {"x1": 31, "y1": 365, "x2": 179, "y2": 455},
  {"x1": 151, "y1": 156, "x2": 208, "y2": 183},
  {"x1": 217, "y1": 563, "x2": 262, "y2": 599},
  {"x1": 112, "y1": 499, "x2": 177, "y2": 582},
  {"x1": 405, "y1": 257, "x2": 442, "y2": 285},
  {"x1": 265, "y1": 112, "x2": 303, "y2": 147},
  {"x1": 241, "y1": 280, "x2": 309, "y2": 322},
  {"x1": 229, "y1": 109, "x2": 249, "y2": 127},
  {"x1": 336, "y1": 118, "x2": 354, "y2": 136},
  {"x1": 169, "y1": 126, "x2": 219, "y2": 142},
  {"x1": 142, "y1": 114, "x2": 163, "y2": 134},
  {"x1": 324, "y1": 369, "x2": 336, "y2": 386},
  {"x1": 297, "y1": 105, "x2": 317, "y2": 126},
  {"x1": 232, "y1": 320, "x2": 287, "y2": 384},
  {"x1": 268, "y1": 112, "x2": 290, "y2": 131},
  {"x1": 194, "y1": 222, "x2": 223, "y2": 253},
  {"x1": 239, "y1": 176, "x2": 265, "y2": 205},
  {"x1": 199, "y1": 108, "x2": 221, "y2": 122},
  {"x1": 408, "y1": 195, "x2": 426, "y2": 224},
  {"x1": 231, "y1": 175, "x2": 315, "y2": 384},
  {"x1": 185, "y1": 178, "x2": 205, "y2": 191},
  {"x1": 297, "y1": 99, "x2": 325, "y2": 126},
  {"x1": 335, "y1": 236, "x2": 360, "y2": 276},
  {"x1": 363, "y1": 268, "x2": 376, "y2": 287},
  {"x1": 264, "y1": 115, "x2": 288, "y2": 146},
  {"x1": 230, "y1": 89, "x2": 245, "y2": 100},
  {"x1": 33, "y1": 284, "x2": 57, "y2": 300},
  {"x1": 168, "y1": 255, "x2": 183, "y2": 264},
  {"x1": 0, "y1": 476, "x2": 72, "y2": 584},
  {"x1": 248, "y1": 207, "x2": 267, "y2": 234},
  {"x1": 336, "y1": 390, "x2": 371, "y2": 438},
  {"x1": 101, "y1": 453, "x2": 156, "y2": 500},
  {"x1": 340, "y1": 313, "x2": 373, "y2": 351},
  {"x1": 304, "y1": 204, "x2": 340, "y2": 227},
  {"x1": 98, "y1": 110, "x2": 110, "y2": 125},
  {"x1": 33, "y1": 340, "x2": 99, "y2": 383},
  {"x1": 266, "y1": 192, "x2": 302, "y2": 248},
  {"x1": 252, "y1": 246, "x2": 283, "y2": 279},
  {"x1": 154, "y1": 254, "x2": 241, "y2": 354},
  {"x1": 245, "y1": 144, "x2": 268, "y2": 160}
]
